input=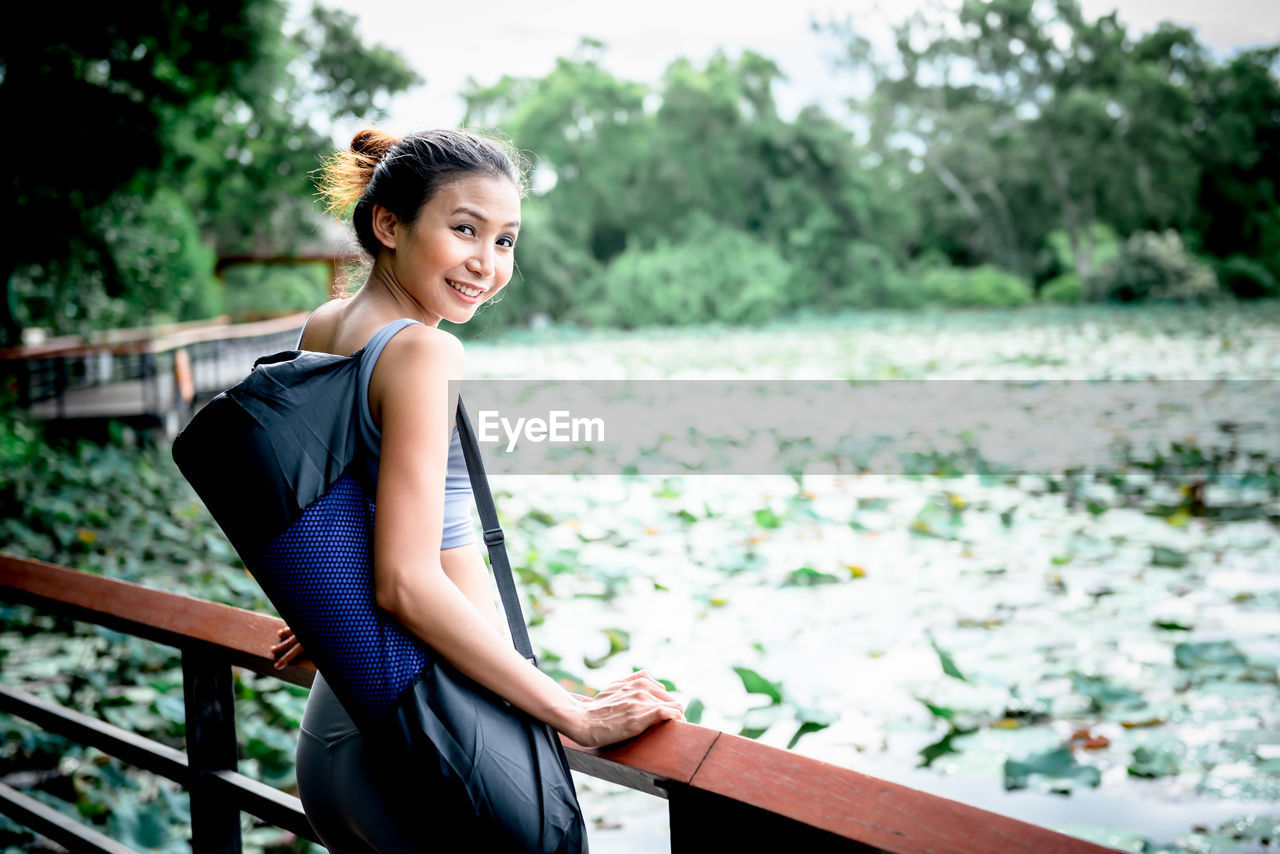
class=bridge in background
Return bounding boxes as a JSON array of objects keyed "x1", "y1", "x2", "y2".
[{"x1": 0, "y1": 313, "x2": 309, "y2": 438}]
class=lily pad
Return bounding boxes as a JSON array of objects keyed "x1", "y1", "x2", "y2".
[
  {"x1": 787, "y1": 720, "x2": 832, "y2": 750},
  {"x1": 1151, "y1": 545, "x2": 1189, "y2": 567},
  {"x1": 1174, "y1": 640, "x2": 1247, "y2": 671},
  {"x1": 1004, "y1": 746, "x2": 1102, "y2": 791},
  {"x1": 754, "y1": 508, "x2": 782, "y2": 529},
  {"x1": 1072, "y1": 674, "x2": 1146, "y2": 711},
  {"x1": 583, "y1": 628, "x2": 630, "y2": 669},
  {"x1": 684, "y1": 698, "x2": 704, "y2": 725},
  {"x1": 1152, "y1": 619, "x2": 1194, "y2": 631},
  {"x1": 927, "y1": 633, "x2": 967, "y2": 681},
  {"x1": 1128, "y1": 744, "x2": 1181, "y2": 778},
  {"x1": 733, "y1": 666, "x2": 784, "y2": 705},
  {"x1": 919, "y1": 729, "x2": 972, "y2": 767},
  {"x1": 782, "y1": 567, "x2": 839, "y2": 587}
]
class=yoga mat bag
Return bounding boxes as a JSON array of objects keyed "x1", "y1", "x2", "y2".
[{"x1": 172, "y1": 341, "x2": 587, "y2": 853}]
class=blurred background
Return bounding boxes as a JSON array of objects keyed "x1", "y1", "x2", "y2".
[
  {"x1": 3, "y1": 0, "x2": 1278, "y2": 342},
  {"x1": 2, "y1": 2, "x2": 1279, "y2": 853}
]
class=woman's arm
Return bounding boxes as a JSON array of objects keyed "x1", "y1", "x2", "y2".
[
  {"x1": 441, "y1": 544, "x2": 508, "y2": 639},
  {"x1": 368, "y1": 326, "x2": 681, "y2": 748}
]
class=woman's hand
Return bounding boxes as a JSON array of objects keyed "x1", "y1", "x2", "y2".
[
  {"x1": 562, "y1": 670, "x2": 684, "y2": 749},
  {"x1": 270, "y1": 625, "x2": 304, "y2": 670}
]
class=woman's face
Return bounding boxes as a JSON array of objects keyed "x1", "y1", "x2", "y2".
[{"x1": 388, "y1": 174, "x2": 521, "y2": 326}]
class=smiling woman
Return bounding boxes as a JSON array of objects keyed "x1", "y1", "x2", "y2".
[{"x1": 245, "y1": 129, "x2": 685, "y2": 853}]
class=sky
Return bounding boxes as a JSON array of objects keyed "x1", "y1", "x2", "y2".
[{"x1": 302, "y1": 0, "x2": 1280, "y2": 140}]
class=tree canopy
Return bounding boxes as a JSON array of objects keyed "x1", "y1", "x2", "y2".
[
  {"x1": 822, "y1": 0, "x2": 1280, "y2": 289},
  {"x1": 3, "y1": 4, "x2": 1277, "y2": 342},
  {"x1": 0, "y1": 0, "x2": 418, "y2": 343}
]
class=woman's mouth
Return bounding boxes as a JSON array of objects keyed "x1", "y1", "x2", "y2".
[{"x1": 447, "y1": 279, "x2": 485, "y2": 303}]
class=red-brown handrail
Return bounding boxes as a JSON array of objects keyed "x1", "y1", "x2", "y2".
[
  {"x1": 0, "y1": 555, "x2": 1118, "y2": 853},
  {"x1": 0, "y1": 312, "x2": 312, "y2": 361}
]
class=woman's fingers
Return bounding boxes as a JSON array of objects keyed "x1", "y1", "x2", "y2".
[
  {"x1": 601, "y1": 671, "x2": 677, "y2": 703},
  {"x1": 574, "y1": 684, "x2": 687, "y2": 746},
  {"x1": 272, "y1": 642, "x2": 303, "y2": 670},
  {"x1": 269, "y1": 625, "x2": 303, "y2": 670}
]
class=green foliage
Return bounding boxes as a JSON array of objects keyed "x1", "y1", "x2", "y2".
[
  {"x1": 0, "y1": 415, "x2": 261, "y2": 603},
  {"x1": 1215, "y1": 255, "x2": 1279, "y2": 299},
  {"x1": 782, "y1": 567, "x2": 840, "y2": 587},
  {"x1": 1191, "y1": 46, "x2": 1280, "y2": 287},
  {"x1": 0, "y1": 417, "x2": 311, "y2": 851},
  {"x1": 1072, "y1": 674, "x2": 1146, "y2": 711},
  {"x1": 822, "y1": 1, "x2": 1280, "y2": 295},
  {"x1": 584, "y1": 223, "x2": 792, "y2": 328},
  {"x1": 823, "y1": 242, "x2": 913, "y2": 309},
  {"x1": 466, "y1": 47, "x2": 912, "y2": 329},
  {"x1": 731, "y1": 666, "x2": 834, "y2": 748},
  {"x1": 1040, "y1": 273, "x2": 1083, "y2": 304},
  {"x1": 221, "y1": 263, "x2": 332, "y2": 322},
  {"x1": 1128, "y1": 744, "x2": 1182, "y2": 778},
  {"x1": 916, "y1": 265, "x2": 1034, "y2": 308},
  {"x1": 15, "y1": 189, "x2": 220, "y2": 331},
  {"x1": 294, "y1": 5, "x2": 420, "y2": 119},
  {"x1": 1173, "y1": 641, "x2": 1248, "y2": 672},
  {"x1": 1047, "y1": 226, "x2": 1121, "y2": 275},
  {"x1": 927, "y1": 634, "x2": 967, "y2": 681},
  {"x1": 5, "y1": 1, "x2": 419, "y2": 339},
  {"x1": 733, "y1": 667, "x2": 785, "y2": 704},
  {"x1": 1084, "y1": 231, "x2": 1222, "y2": 302},
  {"x1": 1004, "y1": 746, "x2": 1102, "y2": 791}
]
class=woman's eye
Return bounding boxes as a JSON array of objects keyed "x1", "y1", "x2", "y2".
[
  {"x1": 498, "y1": 236, "x2": 516, "y2": 248},
  {"x1": 454, "y1": 224, "x2": 475, "y2": 236}
]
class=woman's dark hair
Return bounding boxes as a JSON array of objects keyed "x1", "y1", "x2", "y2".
[{"x1": 317, "y1": 128, "x2": 524, "y2": 259}]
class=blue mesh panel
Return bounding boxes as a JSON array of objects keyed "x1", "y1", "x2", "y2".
[{"x1": 255, "y1": 472, "x2": 427, "y2": 722}]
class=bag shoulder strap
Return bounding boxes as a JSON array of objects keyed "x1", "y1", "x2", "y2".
[{"x1": 455, "y1": 397, "x2": 536, "y2": 663}]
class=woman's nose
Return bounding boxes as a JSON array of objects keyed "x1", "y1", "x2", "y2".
[{"x1": 466, "y1": 244, "x2": 495, "y2": 277}]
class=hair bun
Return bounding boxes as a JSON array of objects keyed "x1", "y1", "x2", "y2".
[{"x1": 350, "y1": 129, "x2": 400, "y2": 162}]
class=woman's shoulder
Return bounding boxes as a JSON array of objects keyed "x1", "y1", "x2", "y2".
[
  {"x1": 297, "y1": 298, "x2": 348, "y2": 352},
  {"x1": 377, "y1": 322, "x2": 465, "y2": 376},
  {"x1": 366, "y1": 323, "x2": 465, "y2": 431},
  {"x1": 300, "y1": 298, "x2": 463, "y2": 361}
]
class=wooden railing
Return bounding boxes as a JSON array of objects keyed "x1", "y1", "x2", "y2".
[{"x1": 0, "y1": 555, "x2": 1117, "y2": 854}]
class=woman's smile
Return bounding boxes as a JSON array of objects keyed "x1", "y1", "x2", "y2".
[{"x1": 446, "y1": 279, "x2": 487, "y2": 302}]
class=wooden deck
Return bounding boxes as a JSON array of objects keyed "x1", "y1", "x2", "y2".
[
  {"x1": 0, "y1": 555, "x2": 1120, "y2": 853},
  {"x1": 1, "y1": 313, "x2": 311, "y2": 436}
]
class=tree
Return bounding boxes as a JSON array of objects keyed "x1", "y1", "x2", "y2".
[
  {"x1": 821, "y1": 0, "x2": 1271, "y2": 285},
  {"x1": 1189, "y1": 46, "x2": 1280, "y2": 289},
  {"x1": 0, "y1": 1, "x2": 419, "y2": 342},
  {"x1": 462, "y1": 43, "x2": 914, "y2": 326}
]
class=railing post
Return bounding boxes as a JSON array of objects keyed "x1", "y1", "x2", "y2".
[
  {"x1": 141, "y1": 351, "x2": 156, "y2": 417},
  {"x1": 183, "y1": 647, "x2": 241, "y2": 854},
  {"x1": 55, "y1": 358, "x2": 67, "y2": 419}
]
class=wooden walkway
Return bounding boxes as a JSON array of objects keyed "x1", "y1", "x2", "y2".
[{"x1": 0, "y1": 313, "x2": 310, "y2": 436}]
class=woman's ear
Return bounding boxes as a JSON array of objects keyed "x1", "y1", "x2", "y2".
[{"x1": 370, "y1": 204, "x2": 399, "y2": 251}]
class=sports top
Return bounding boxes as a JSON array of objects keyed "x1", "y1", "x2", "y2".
[{"x1": 299, "y1": 314, "x2": 475, "y2": 550}]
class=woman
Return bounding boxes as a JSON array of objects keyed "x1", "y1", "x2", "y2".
[{"x1": 269, "y1": 128, "x2": 683, "y2": 852}]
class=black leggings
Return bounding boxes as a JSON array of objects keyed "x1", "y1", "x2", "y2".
[
  {"x1": 296, "y1": 674, "x2": 434, "y2": 853},
  {"x1": 296, "y1": 727, "x2": 426, "y2": 854}
]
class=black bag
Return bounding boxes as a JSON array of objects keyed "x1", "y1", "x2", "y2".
[{"x1": 172, "y1": 340, "x2": 587, "y2": 853}]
